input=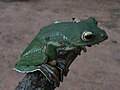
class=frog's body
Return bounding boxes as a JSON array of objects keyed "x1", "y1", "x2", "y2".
[{"x1": 14, "y1": 17, "x2": 108, "y2": 84}]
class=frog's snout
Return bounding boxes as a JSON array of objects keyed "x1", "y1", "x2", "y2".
[
  {"x1": 101, "y1": 32, "x2": 108, "y2": 40},
  {"x1": 105, "y1": 35, "x2": 108, "y2": 40}
]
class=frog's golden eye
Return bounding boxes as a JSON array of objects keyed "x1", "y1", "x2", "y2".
[{"x1": 81, "y1": 31, "x2": 93, "y2": 41}]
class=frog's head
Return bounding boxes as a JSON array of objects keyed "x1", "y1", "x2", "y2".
[{"x1": 71, "y1": 17, "x2": 108, "y2": 48}]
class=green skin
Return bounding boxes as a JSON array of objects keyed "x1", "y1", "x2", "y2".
[{"x1": 14, "y1": 17, "x2": 108, "y2": 77}]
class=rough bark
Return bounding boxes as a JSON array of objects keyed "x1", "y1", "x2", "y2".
[
  {"x1": 15, "y1": 71, "x2": 56, "y2": 90},
  {"x1": 15, "y1": 51, "x2": 78, "y2": 90}
]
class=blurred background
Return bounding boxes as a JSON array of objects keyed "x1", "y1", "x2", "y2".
[{"x1": 0, "y1": 0, "x2": 120, "y2": 90}]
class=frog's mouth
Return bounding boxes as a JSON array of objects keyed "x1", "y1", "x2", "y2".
[
  {"x1": 75, "y1": 43, "x2": 97, "y2": 53},
  {"x1": 81, "y1": 41, "x2": 107, "y2": 53},
  {"x1": 80, "y1": 43, "x2": 98, "y2": 53}
]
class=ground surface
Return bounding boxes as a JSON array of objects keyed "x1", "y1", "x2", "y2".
[{"x1": 0, "y1": 0, "x2": 120, "y2": 90}]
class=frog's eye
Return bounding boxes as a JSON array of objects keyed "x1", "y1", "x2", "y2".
[{"x1": 81, "y1": 31, "x2": 94, "y2": 41}]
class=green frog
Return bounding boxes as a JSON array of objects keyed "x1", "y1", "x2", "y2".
[{"x1": 14, "y1": 17, "x2": 108, "y2": 86}]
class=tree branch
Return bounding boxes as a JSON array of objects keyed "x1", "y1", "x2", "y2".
[
  {"x1": 15, "y1": 71, "x2": 56, "y2": 90},
  {"x1": 15, "y1": 51, "x2": 79, "y2": 90}
]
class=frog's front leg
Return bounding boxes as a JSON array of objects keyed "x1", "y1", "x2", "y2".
[
  {"x1": 45, "y1": 41, "x2": 65, "y2": 66},
  {"x1": 58, "y1": 45, "x2": 78, "y2": 55}
]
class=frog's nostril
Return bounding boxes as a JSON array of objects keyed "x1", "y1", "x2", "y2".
[
  {"x1": 101, "y1": 33, "x2": 108, "y2": 39},
  {"x1": 105, "y1": 35, "x2": 108, "y2": 39}
]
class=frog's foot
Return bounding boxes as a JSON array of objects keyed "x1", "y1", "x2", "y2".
[
  {"x1": 80, "y1": 45, "x2": 93, "y2": 53},
  {"x1": 56, "y1": 58, "x2": 69, "y2": 81},
  {"x1": 48, "y1": 60, "x2": 57, "y2": 66},
  {"x1": 79, "y1": 46, "x2": 87, "y2": 53},
  {"x1": 39, "y1": 64, "x2": 60, "y2": 87}
]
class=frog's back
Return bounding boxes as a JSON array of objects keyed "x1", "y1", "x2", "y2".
[
  {"x1": 21, "y1": 22, "x2": 79, "y2": 58},
  {"x1": 39, "y1": 22, "x2": 79, "y2": 35}
]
